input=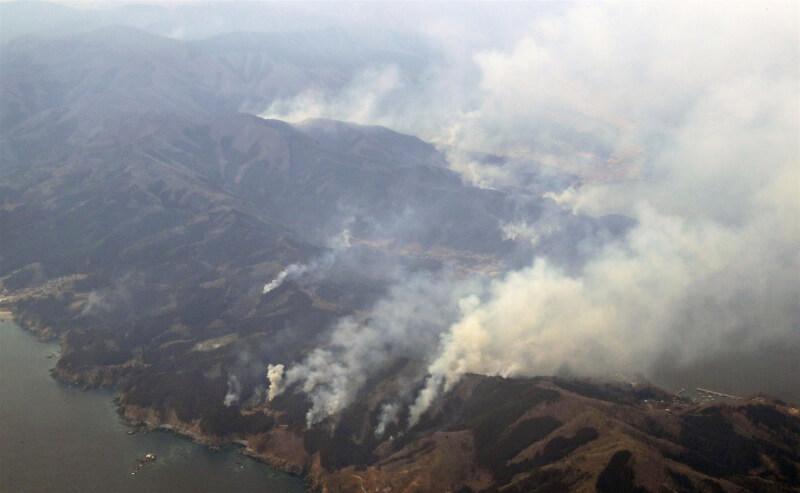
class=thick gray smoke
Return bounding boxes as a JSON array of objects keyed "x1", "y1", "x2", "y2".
[
  {"x1": 402, "y1": 3, "x2": 800, "y2": 422},
  {"x1": 267, "y1": 2, "x2": 799, "y2": 424}
]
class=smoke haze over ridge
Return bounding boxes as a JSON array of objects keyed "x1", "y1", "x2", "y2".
[
  {"x1": 260, "y1": 1, "x2": 800, "y2": 421},
  {"x1": 6, "y1": 5, "x2": 800, "y2": 490},
  {"x1": 5, "y1": 0, "x2": 798, "y2": 419}
]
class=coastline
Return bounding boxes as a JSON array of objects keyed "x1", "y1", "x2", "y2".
[
  {"x1": 1, "y1": 313, "x2": 311, "y2": 491},
  {"x1": 1, "y1": 317, "x2": 307, "y2": 492},
  {"x1": 3, "y1": 297, "x2": 314, "y2": 488},
  {"x1": 117, "y1": 400, "x2": 313, "y2": 481},
  {"x1": 4, "y1": 304, "x2": 800, "y2": 492},
  {"x1": 3, "y1": 300, "x2": 300, "y2": 474}
]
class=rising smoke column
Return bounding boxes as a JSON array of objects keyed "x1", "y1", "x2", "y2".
[
  {"x1": 406, "y1": 3, "x2": 800, "y2": 424},
  {"x1": 266, "y1": 271, "x2": 481, "y2": 427},
  {"x1": 374, "y1": 402, "x2": 400, "y2": 438},
  {"x1": 223, "y1": 374, "x2": 242, "y2": 406},
  {"x1": 266, "y1": 364, "x2": 284, "y2": 401},
  {"x1": 264, "y1": 2, "x2": 800, "y2": 428},
  {"x1": 263, "y1": 264, "x2": 308, "y2": 294},
  {"x1": 263, "y1": 248, "x2": 344, "y2": 295}
]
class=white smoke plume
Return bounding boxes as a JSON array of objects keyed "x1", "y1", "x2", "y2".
[
  {"x1": 500, "y1": 221, "x2": 556, "y2": 247},
  {"x1": 405, "y1": 2, "x2": 800, "y2": 422},
  {"x1": 267, "y1": 272, "x2": 481, "y2": 427},
  {"x1": 266, "y1": 364, "x2": 284, "y2": 402},
  {"x1": 260, "y1": 66, "x2": 403, "y2": 125},
  {"x1": 263, "y1": 1, "x2": 800, "y2": 426},
  {"x1": 78, "y1": 274, "x2": 138, "y2": 318},
  {"x1": 410, "y1": 200, "x2": 798, "y2": 424},
  {"x1": 263, "y1": 247, "x2": 345, "y2": 295},
  {"x1": 263, "y1": 264, "x2": 307, "y2": 294},
  {"x1": 223, "y1": 374, "x2": 241, "y2": 407},
  {"x1": 374, "y1": 402, "x2": 400, "y2": 438}
]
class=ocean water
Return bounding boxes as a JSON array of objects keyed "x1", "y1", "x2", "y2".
[{"x1": 0, "y1": 319, "x2": 306, "y2": 493}]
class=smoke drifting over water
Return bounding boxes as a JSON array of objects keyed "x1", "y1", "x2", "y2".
[{"x1": 262, "y1": 1, "x2": 799, "y2": 424}]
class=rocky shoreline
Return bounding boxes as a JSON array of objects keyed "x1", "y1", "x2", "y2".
[
  {"x1": 1, "y1": 288, "x2": 344, "y2": 491},
  {"x1": 116, "y1": 401, "x2": 320, "y2": 489},
  {"x1": 0, "y1": 288, "x2": 367, "y2": 492},
  {"x1": 5, "y1": 297, "x2": 800, "y2": 493},
  {"x1": 6, "y1": 307, "x2": 124, "y2": 388},
  {"x1": 4, "y1": 308, "x2": 58, "y2": 342},
  {"x1": 2, "y1": 303, "x2": 318, "y2": 490}
]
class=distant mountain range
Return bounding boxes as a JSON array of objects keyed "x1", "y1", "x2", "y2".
[{"x1": 2, "y1": 24, "x2": 797, "y2": 493}]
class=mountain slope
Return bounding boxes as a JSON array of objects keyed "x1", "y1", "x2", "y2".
[
  {"x1": 123, "y1": 373, "x2": 800, "y2": 493},
  {"x1": 3, "y1": 25, "x2": 795, "y2": 493}
]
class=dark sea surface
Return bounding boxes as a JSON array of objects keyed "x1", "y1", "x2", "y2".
[{"x1": 0, "y1": 319, "x2": 306, "y2": 493}]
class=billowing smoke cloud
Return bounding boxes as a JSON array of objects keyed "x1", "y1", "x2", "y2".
[
  {"x1": 267, "y1": 271, "x2": 482, "y2": 427},
  {"x1": 402, "y1": 2, "x2": 800, "y2": 422},
  {"x1": 264, "y1": 1, "x2": 799, "y2": 425},
  {"x1": 266, "y1": 364, "x2": 284, "y2": 402},
  {"x1": 223, "y1": 374, "x2": 241, "y2": 407},
  {"x1": 410, "y1": 204, "x2": 799, "y2": 424},
  {"x1": 260, "y1": 4, "x2": 796, "y2": 184}
]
